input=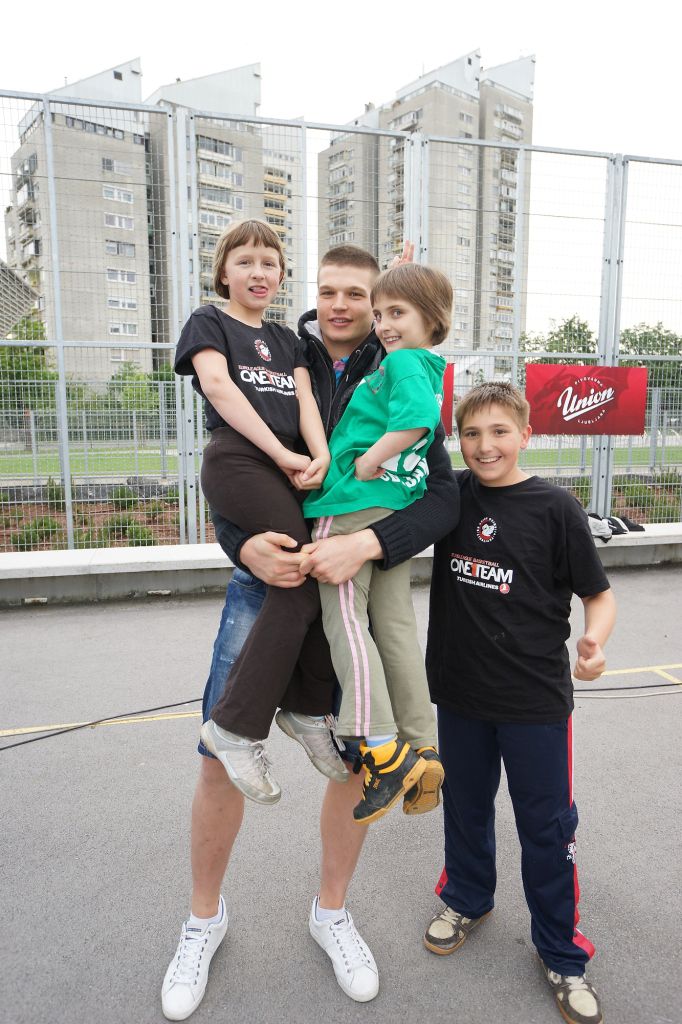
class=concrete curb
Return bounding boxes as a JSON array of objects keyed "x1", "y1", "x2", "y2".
[{"x1": 1, "y1": 524, "x2": 680, "y2": 605}]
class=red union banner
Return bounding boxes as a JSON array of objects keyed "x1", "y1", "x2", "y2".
[{"x1": 525, "y1": 365, "x2": 648, "y2": 435}]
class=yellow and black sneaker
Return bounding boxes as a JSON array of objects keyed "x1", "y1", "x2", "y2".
[
  {"x1": 403, "y1": 747, "x2": 445, "y2": 815},
  {"x1": 353, "y1": 740, "x2": 427, "y2": 825}
]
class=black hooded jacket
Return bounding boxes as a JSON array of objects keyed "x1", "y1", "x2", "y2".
[{"x1": 212, "y1": 310, "x2": 460, "y2": 570}]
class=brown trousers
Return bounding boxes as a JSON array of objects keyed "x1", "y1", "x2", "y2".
[{"x1": 201, "y1": 426, "x2": 335, "y2": 739}]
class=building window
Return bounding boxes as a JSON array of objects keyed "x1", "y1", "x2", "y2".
[
  {"x1": 107, "y1": 296, "x2": 138, "y2": 309},
  {"x1": 103, "y1": 186, "x2": 133, "y2": 203},
  {"x1": 113, "y1": 70, "x2": 123, "y2": 81},
  {"x1": 104, "y1": 214, "x2": 134, "y2": 230},
  {"x1": 457, "y1": 236, "x2": 471, "y2": 247},
  {"x1": 105, "y1": 240, "x2": 136, "y2": 257},
  {"x1": 196, "y1": 135, "x2": 243, "y2": 161},
  {"x1": 107, "y1": 268, "x2": 137, "y2": 283},
  {"x1": 199, "y1": 210, "x2": 232, "y2": 230},
  {"x1": 459, "y1": 112, "x2": 474, "y2": 125},
  {"x1": 109, "y1": 322, "x2": 138, "y2": 336},
  {"x1": 102, "y1": 158, "x2": 133, "y2": 175}
]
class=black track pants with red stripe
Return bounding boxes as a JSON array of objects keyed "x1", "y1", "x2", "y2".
[{"x1": 435, "y1": 706, "x2": 595, "y2": 975}]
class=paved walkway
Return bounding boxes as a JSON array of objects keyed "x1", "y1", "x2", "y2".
[{"x1": 2, "y1": 564, "x2": 681, "y2": 1024}]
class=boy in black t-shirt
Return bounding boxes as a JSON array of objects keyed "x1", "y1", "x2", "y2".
[
  {"x1": 175, "y1": 220, "x2": 346, "y2": 806},
  {"x1": 423, "y1": 383, "x2": 616, "y2": 1024}
]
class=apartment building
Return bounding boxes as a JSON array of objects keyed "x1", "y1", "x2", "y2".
[
  {"x1": 317, "y1": 53, "x2": 534, "y2": 360},
  {"x1": 3, "y1": 60, "x2": 305, "y2": 377},
  {"x1": 4, "y1": 60, "x2": 153, "y2": 376}
]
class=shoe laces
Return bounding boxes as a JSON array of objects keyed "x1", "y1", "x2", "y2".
[
  {"x1": 171, "y1": 928, "x2": 208, "y2": 985},
  {"x1": 304, "y1": 715, "x2": 343, "y2": 759},
  {"x1": 548, "y1": 969, "x2": 590, "y2": 991},
  {"x1": 330, "y1": 915, "x2": 372, "y2": 974},
  {"x1": 232, "y1": 741, "x2": 274, "y2": 785}
]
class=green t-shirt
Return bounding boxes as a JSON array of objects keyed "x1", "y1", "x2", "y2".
[{"x1": 303, "y1": 347, "x2": 446, "y2": 517}]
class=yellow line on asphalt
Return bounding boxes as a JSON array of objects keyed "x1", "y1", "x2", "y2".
[
  {"x1": 601, "y1": 663, "x2": 682, "y2": 676},
  {"x1": 653, "y1": 669, "x2": 682, "y2": 685},
  {"x1": 4, "y1": 661, "x2": 682, "y2": 739},
  {"x1": 0, "y1": 710, "x2": 201, "y2": 738}
]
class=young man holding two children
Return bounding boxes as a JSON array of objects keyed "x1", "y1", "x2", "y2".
[{"x1": 163, "y1": 235, "x2": 459, "y2": 1020}]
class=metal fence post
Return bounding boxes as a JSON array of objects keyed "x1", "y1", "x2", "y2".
[
  {"x1": 511, "y1": 147, "x2": 528, "y2": 385},
  {"x1": 592, "y1": 155, "x2": 626, "y2": 516},
  {"x1": 649, "y1": 389, "x2": 661, "y2": 470},
  {"x1": 403, "y1": 132, "x2": 425, "y2": 262},
  {"x1": 420, "y1": 136, "x2": 430, "y2": 263},
  {"x1": 175, "y1": 106, "x2": 197, "y2": 543},
  {"x1": 43, "y1": 96, "x2": 75, "y2": 547}
]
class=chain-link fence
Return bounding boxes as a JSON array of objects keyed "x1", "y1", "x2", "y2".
[{"x1": 1, "y1": 91, "x2": 680, "y2": 551}]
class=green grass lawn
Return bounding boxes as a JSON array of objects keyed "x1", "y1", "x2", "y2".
[{"x1": 0, "y1": 443, "x2": 681, "y2": 482}]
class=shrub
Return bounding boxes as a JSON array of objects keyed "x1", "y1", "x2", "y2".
[
  {"x1": 110, "y1": 484, "x2": 138, "y2": 510},
  {"x1": 44, "y1": 476, "x2": 65, "y2": 511},
  {"x1": 11, "y1": 516, "x2": 63, "y2": 550},
  {"x1": 125, "y1": 524, "x2": 155, "y2": 546},
  {"x1": 570, "y1": 478, "x2": 591, "y2": 507},
  {"x1": 144, "y1": 499, "x2": 167, "y2": 521}
]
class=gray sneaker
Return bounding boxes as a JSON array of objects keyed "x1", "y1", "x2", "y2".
[
  {"x1": 423, "y1": 904, "x2": 491, "y2": 955},
  {"x1": 542, "y1": 961, "x2": 603, "y2": 1024},
  {"x1": 275, "y1": 711, "x2": 349, "y2": 783},
  {"x1": 200, "y1": 720, "x2": 281, "y2": 805}
]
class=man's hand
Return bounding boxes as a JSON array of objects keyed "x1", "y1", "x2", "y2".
[
  {"x1": 389, "y1": 240, "x2": 415, "y2": 267},
  {"x1": 292, "y1": 454, "x2": 330, "y2": 491},
  {"x1": 573, "y1": 634, "x2": 606, "y2": 681},
  {"x1": 354, "y1": 452, "x2": 385, "y2": 482},
  {"x1": 299, "y1": 529, "x2": 383, "y2": 585},
  {"x1": 240, "y1": 531, "x2": 306, "y2": 588}
]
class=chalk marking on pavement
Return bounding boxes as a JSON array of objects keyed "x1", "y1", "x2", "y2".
[
  {"x1": 4, "y1": 663, "x2": 682, "y2": 739},
  {"x1": 0, "y1": 710, "x2": 201, "y2": 738}
]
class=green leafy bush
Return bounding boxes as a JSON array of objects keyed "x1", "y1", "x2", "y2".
[{"x1": 11, "y1": 516, "x2": 63, "y2": 550}]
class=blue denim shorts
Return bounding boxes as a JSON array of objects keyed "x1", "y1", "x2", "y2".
[{"x1": 199, "y1": 568, "x2": 360, "y2": 762}]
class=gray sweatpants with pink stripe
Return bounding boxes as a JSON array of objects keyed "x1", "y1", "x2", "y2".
[{"x1": 314, "y1": 507, "x2": 437, "y2": 748}]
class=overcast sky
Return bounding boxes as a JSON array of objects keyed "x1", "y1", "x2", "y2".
[{"x1": 1, "y1": 0, "x2": 678, "y2": 160}]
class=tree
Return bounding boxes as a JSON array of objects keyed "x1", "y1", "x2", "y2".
[
  {"x1": 0, "y1": 315, "x2": 57, "y2": 420},
  {"x1": 521, "y1": 315, "x2": 597, "y2": 359},
  {"x1": 106, "y1": 362, "x2": 160, "y2": 412},
  {"x1": 619, "y1": 323, "x2": 682, "y2": 392}
]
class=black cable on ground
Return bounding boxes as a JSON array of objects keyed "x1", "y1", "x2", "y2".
[
  {"x1": 1, "y1": 682, "x2": 680, "y2": 754},
  {"x1": 0, "y1": 698, "x2": 202, "y2": 752}
]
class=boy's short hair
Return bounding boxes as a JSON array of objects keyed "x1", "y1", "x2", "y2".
[
  {"x1": 212, "y1": 219, "x2": 285, "y2": 299},
  {"x1": 455, "y1": 381, "x2": 531, "y2": 433},
  {"x1": 319, "y1": 245, "x2": 380, "y2": 275},
  {"x1": 370, "y1": 263, "x2": 452, "y2": 346}
]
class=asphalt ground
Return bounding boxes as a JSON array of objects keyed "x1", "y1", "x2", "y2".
[{"x1": 1, "y1": 564, "x2": 681, "y2": 1024}]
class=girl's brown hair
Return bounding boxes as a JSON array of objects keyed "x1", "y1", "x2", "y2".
[
  {"x1": 212, "y1": 219, "x2": 286, "y2": 300},
  {"x1": 370, "y1": 263, "x2": 452, "y2": 345}
]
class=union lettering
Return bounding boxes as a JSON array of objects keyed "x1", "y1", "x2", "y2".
[{"x1": 557, "y1": 383, "x2": 615, "y2": 423}]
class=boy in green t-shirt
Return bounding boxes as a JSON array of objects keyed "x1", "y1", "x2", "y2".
[{"x1": 303, "y1": 263, "x2": 453, "y2": 825}]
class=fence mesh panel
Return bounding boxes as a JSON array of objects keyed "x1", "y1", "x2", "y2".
[{"x1": 1, "y1": 92, "x2": 681, "y2": 551}]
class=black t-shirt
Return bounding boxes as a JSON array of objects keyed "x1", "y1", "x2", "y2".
[
  {"x1": 174, "y1": 304, "x2": 308, "y2": 437},
  {"x1": 426, "y1": 471, "x2": 610, "y2": 723}
]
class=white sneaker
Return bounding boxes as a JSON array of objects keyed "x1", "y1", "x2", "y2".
[
  {"x1": 309, "y1": 897, "x2": 379, "y2": 1002},
  {"x1": 161, "y1": 897, "x2": 228, "y2": 1021},
  {"x1": 276, "y1": 711, "x2": 349, "y2": 783},
  {"x1": 200, "y1": 720, "x2": 281, "y2": 805}
]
